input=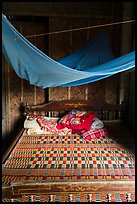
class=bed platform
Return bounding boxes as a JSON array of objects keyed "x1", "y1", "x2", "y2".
[{"x1": 2, "y1": 100, "x2": 135, "y2": 202}]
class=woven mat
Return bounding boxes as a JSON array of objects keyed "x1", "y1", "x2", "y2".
[
  {"x1": 2, "y1": 193, "x2": 135, "y2": 202},
  {"x1": 2, "y1": 130, "x2": 135, "y2": 185}
]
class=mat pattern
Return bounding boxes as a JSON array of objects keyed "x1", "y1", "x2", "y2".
[
  {"x1": 2, "y1": 193, "x2": 135, "y2": 202},
  {"x1": 2, "y1": 129, "x2": 135, "y2": 186}
]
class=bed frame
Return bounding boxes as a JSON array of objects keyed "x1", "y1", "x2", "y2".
[
  {"x1": 2, "y1": 100, "x2": 135, "y2": 202},
  {"x1": 24, "y1": 99, "x2": 122, "y2": 119}
]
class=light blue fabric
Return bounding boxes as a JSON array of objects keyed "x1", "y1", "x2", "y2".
[
  {"x1": 2, "y1": 14, "x2": 135, "y2": 88},
  {"x1": 57, "y1": 30, "x2": 115, "y2": 69}
]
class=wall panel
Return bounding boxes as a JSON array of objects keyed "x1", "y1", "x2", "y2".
[
  {"x1": 2, "y1": 20, "x2": 47, "y2": 153},
  {"x1": 3, "y1": 2, "x2": 130, "y2": 155},
  {"x1": 49, "y1": 15, "x2": 118, "y2": 103}
]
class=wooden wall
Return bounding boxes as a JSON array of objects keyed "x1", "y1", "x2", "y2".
[
  {"x1": 48, "y1": 15, "x2": 120, "y2": 103},
  {"x1": 2, "y1": 19, "x2": 48, "y2": 154},
  {"x1": 2, "y1": 14, "x2": 120, "y2": 154},
  {"x1": 2, "y1": 2, "x2": 134, "y2": 154}
]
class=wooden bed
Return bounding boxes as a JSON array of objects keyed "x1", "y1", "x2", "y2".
[{"x1": 2, "y1": 100, "x2": 135, "y2": 202}]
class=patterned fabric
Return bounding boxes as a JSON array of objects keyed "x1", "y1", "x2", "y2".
[
  {"x1": 2, "y1": 130, "x2": 135, "y2": 186},
  {"x1": 57, "y1": 110, "x2": 96, "y2": 133},
  {"x1": 2, "y1": 121, "x2": 135, "y2": 202},
  {"x1": 80, "y1": 128, "x2": 109, "y2": 141},
  {"x1": 2, "y1": 193, "x2": 135, "y2": 202},
  {"x1": 25, "y1": 114, "x2": 72, "y2": 135},
  {"x1": 36, "y1": 116, "x2": 72, "y2": 135}
]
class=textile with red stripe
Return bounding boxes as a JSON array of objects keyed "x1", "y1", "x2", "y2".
[{"x1": 79, "y1": 128, "x2": 108, "y2": 141}]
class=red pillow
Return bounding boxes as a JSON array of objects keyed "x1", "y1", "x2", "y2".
[{"x1": 56, "y1": 110, "x2": 96, "y2": 133}]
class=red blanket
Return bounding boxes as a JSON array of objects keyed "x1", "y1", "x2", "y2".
[{"x1": 79, "y1": 128, "x2": 108, "y2": 141}]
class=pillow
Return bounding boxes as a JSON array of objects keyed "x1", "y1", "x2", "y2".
[
  {"x1": 56, "y1": 110, "x2": 96, "y2": 133},
  {"x1": 27, "y1": 127, "x2": 72, "y2": 135},
  {"x1": 24, "y1": 114, "x2": 59, "y2": 129},
  {"x1": 24, "y1": 114, "x2": 42, "y2": 129},
  {"x1": 36, "y1": 116, "x2": 62, "y2": 134},
  {"x1": 90, "y1": 118, "x2": 104, "y2": 129},
  {"x1": 79, "y1": 128, "x2": 108, "y2": 141},
  {"x1": 24, "y1": 114, "x2": 72, "y2": 135}
]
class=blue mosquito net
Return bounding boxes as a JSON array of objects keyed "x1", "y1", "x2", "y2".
[{"x1": 2, "y1": 14, "x2": 135, "y2": 88}]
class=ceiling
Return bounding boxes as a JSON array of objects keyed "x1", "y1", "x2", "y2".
[{"x1": 2, "y1": 2, "x2": 124, "y2": 19}]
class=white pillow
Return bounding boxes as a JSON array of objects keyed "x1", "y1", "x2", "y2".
[
  {"x1": 24, "y1": 116, "x2": 59, "y2": 129},
  {"x1": 90, "y1": 118, "x2": 104, "y2": 129},
  {"x1": 24, "y1": 117, "x2": 40, "y2": 129}
]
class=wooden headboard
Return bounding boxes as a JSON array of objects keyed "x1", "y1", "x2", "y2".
[{"x1": 24, "y1": 100, "x2": 123, "y2": 121}]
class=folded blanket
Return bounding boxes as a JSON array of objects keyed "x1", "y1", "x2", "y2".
[{"x1": 79, "y1": 128, "x2": 108, "y2": 141}]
